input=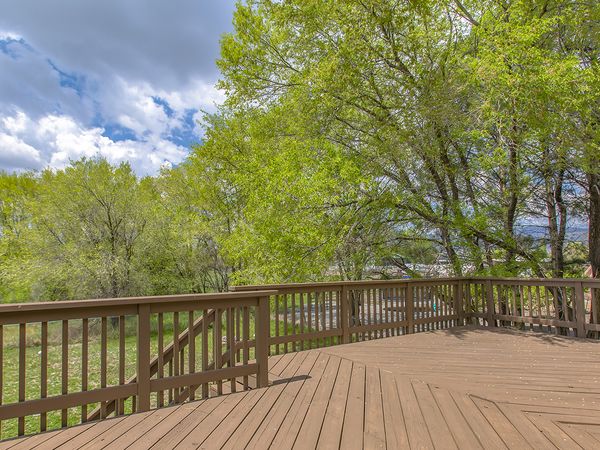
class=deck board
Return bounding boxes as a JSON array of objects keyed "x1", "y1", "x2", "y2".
[{"x1": 3, "y1": 326, "x2": 600, "y2": 449}]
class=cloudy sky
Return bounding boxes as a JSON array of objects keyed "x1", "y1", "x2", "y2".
[{"x1": 0, "y1": 0, "x2": 236, "y2": 175}]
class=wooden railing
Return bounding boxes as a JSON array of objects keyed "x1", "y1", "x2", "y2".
[
  {"x1": 0, "y1": 277, "x2": 598, "y2": 440},
  {"x1": 463, "y1": 278, "x2": 600, "y2": 336},
  {"x1": 0, "y1": 291, "x2": 272, "y2": 439},
  {"x1": 232, "y1": 278, "x2": 464, "y2": 351}
]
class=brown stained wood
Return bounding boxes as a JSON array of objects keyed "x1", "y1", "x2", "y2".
[
  {"x1": 299, "y1": 292, "x2": 305, "y2": 351},
  {"x1": 363, "y1": 366, "x2": 386, "y2": 450},
  {"x1": 219, "y1": 350, "x2": 310, "y2": 450},
  {"x1": 411, "y1": 380, "x2": 458, "y2": 449},
  {"x1": 118, "y1": 315, "x2": 125, "y2": 415},
  {"x1": 81, "y1": 318, "x2": 88, "y2": 421},
  {"x1": 202, "y1": 309, "x2": 209, "y2": 397},
  {"x1": 4, "y1": 328, "x2": 600, "y2": 449},
  {"x1": 172, "y1": 390, "x2": 252, "y2": 449},
  {"x1": 292, "y1": 355, "x2": 341, "y2": 449},
  {"x1": 242, "y1": 306, "x2": 249, "y2": 390},
  {"x1": 395, "y1": 377, "x2": 435, "y2": 450},
  {"x1": 99, "y1": 405, "x2": 184, "y2": 448},
  {"x1": 471, "y1": 396, "x2": 533, "y2": 449},
  {"x1": 430, "y1": 385, "x2": 482, "y2": 449},
  {"x1": 157, "y1": 312, "x2": 164, "y2": 407},
  {"x1": 49, "y1": 416, "x2": 128, "y2": 449},
  {"x1": 339, "y1": 361, "x2": 366, "y2": 450},
  {"x1": 245, "y1": 352, "x2": 318, "y2": 450},
  {"x1": 123, "y1": 402, "x2": 212, "y2": 449},
  {"x1": 188, "y1": 310, "x2": 196, "y2": 400},
  {"x1": 100, "y1": 317, "x2": 107, "y2": 419},
  {"x1": 18, "y1": 324, "x2": 25, "y2": 436},
  {"x1": 39, "y1": 322, "x2": 47, "y2": 432},
  {"x1": 144, "y1": 397, "x2": 228, "y2": 449},
  {"x1": 2, "y1": 278, "x2": 600, "y2": 447},
  {"x1": 380, "y1": 370, "x2": 410, "y2": 450},
  {"x1": 269, "y1": 353, "x2": 330, "y2": 450}
]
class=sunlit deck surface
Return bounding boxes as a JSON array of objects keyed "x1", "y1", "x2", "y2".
[{"x1": 3, "y1": 326, "x2": 600, "y2": 449}]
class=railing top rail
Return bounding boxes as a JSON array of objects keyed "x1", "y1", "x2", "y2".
[
  {"x1": 0, "y1": 290, "x2": 279, "y2": 314},
  {"x1": 467, "y1": 277, "x2": 598, "y2": 283},
  {"x1": 231, "y1": 276, "x2": 600, "y2": 292},
  {"x1": 231, "y1": 278, "x2": 462, "y2": 291}
]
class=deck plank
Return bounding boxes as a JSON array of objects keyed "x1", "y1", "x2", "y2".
[
  {"x1": 339, "y1": 361, "x2": 366, "y2": 450},
  {"x1": 316, "y1": 357, "x2": 353, "y2": 450},
  {"x1": 245, "y1": 352, "x2": 320, "y2": 449},
  {"x1": 3, "y1": 326, "x2": 600, "y2": 450}
]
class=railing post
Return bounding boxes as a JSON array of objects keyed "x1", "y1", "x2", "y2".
[
  {"x1": 255, "y1": 296, "x2": 270, "y2": 388},
  {"x1": 485, "y1": 279, "x2": 496, "y2": 327},
  {"x1": 340, "y1": 284, "x2": 350, "y2": 344},
  {"x1": 574, "y1": 282, "x2": 586, "y2": 338},
  {"x1": 456, "y1": 280, "x2": 464, "y2": 326},
  {"x1": 406, "y1": 284, "x2": 414, "y2": 334},
  {"x1": 137, "y1": 304, "x2": 151, "y2": 412}
]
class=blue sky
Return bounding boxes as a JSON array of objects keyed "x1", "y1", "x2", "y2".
[{"x1": 0, "y1": 0, "x2": 237, "y2": 174}]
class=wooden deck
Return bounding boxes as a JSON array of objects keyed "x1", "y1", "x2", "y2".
[{"x1": 3, "y1": 326, "x2": 600, "y2": 449}]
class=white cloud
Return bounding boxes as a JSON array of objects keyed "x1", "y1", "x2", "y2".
[
  {"x1": 0, "y1": 0, "x2": 236, "y2": 174},
  {"x1": 0, "y1": 110, "x2": 188, "y2": 174},
  {"x1": 0, "y1": 133, "x2": 42, "y2": 171}
]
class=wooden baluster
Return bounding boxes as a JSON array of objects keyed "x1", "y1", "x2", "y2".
[
  {"x1": 406, "y1": 286, "x2": 414, "y2": 334},
  {"x1": 291, "y1": 293, "x2": 297, "y2": 352},
  {"x1": 236, "y1": 307, "x2": 241, "y2": 365},
  {"x1": 100, "y1": 317, "x2": 107, "y2": 418},
  {"x1": 314, "y1": 291, "x2": 320, "y2": 347},
  {"x1": 307, "y1": 292, "x2": 312, "y2": 348},
  {"x1": 328, "y1": 290, "x2": 334, "y2": 345},
  {"x1": 340, "y1": 285, "x2": 349, "y2": 344},
  {"x1": 137, "y1": 304, "x2": 151, "y2": 412},
  {"x1": 81, "y1": 318, "x2": 88, "y2": 421},
  {"x1": 61, "y1": 320, "x2": 68, "y2": 427},
  {"x1": 552, "y1": 287, "x2": 560, "y2": 334},
  {"x1": 299, "y1": 292, "x2": 305, "y2": 350},
  {"x1": 158, "y1": 313, "x2": 164, "y2": 407},
  {"x1": 255, "y1": 297, "x2": 269, "y2": 388},
  {"x1": 366, "y1": 288, "x2": 372, "y2": 339},
  {"x1": 377, "y1": 288, "x2": 382, "y2": 338},
  {"x1": 321, "y1": 291, "x2": 327, "y2": 345},
  {"x1": 173, "y1": 312, "x2": 180, "y2": 401},
  {"x1": 395, "y1": 286, "x2": 401, "y2": 335},
  {"x1": 18, "y1": 323, "x2": 26, "y2": 436},
  {"x1": 119, "y1": 315, "x2": 125, "y2": 415},
  {"x1": 574, "y1": 282, "x2": 586, "y2": 338},
  {"x1": 321, "y1": 291, "x2": 326, "y2": 346},
  {"x1": 384, "y1": 288, "x2": 390, "y2": 337},
  {"x1": 189, "y1": 310, "x2": 196, "y2": 400},
  {"x1": 274, "y1": 295, "x2": 280, "y2": 355},
  {"x1": 215, "y1": 309, "x2": 222, "y2": 395},
  {"x1": 283, "y1": 294, "x2": 289, "y2": 353},
  {"x1": 202, "y1": 309, "x2": 209, "y2": 398},
  {"x1": 228, "y1": 308, "x2": 236, "y2": 393},
  {"x1": 40, "y1": 322, "x2": 48, "y2": 431},
  {"x1": 486, "y1": 280, "x2": 495, "y2": 327},
  {"x1": 242, "y1": 307, "x2": 250, "y2": 390}
]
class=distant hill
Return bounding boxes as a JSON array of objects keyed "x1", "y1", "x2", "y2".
[{"x1": 518, "y1": 224, "x2": 588, "y2": 243}]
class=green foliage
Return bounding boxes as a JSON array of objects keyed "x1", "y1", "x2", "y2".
[{"x1": 1, "y1": 1, "x2": 598, "y2": 302}]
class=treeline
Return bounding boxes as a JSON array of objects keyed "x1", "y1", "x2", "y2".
[
  {"x1": 1, "y1": 0, "x2": 599, "y2": 302},
  {"x1": 0, "y1": 160, "x2": 232, "y2": 302}
]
